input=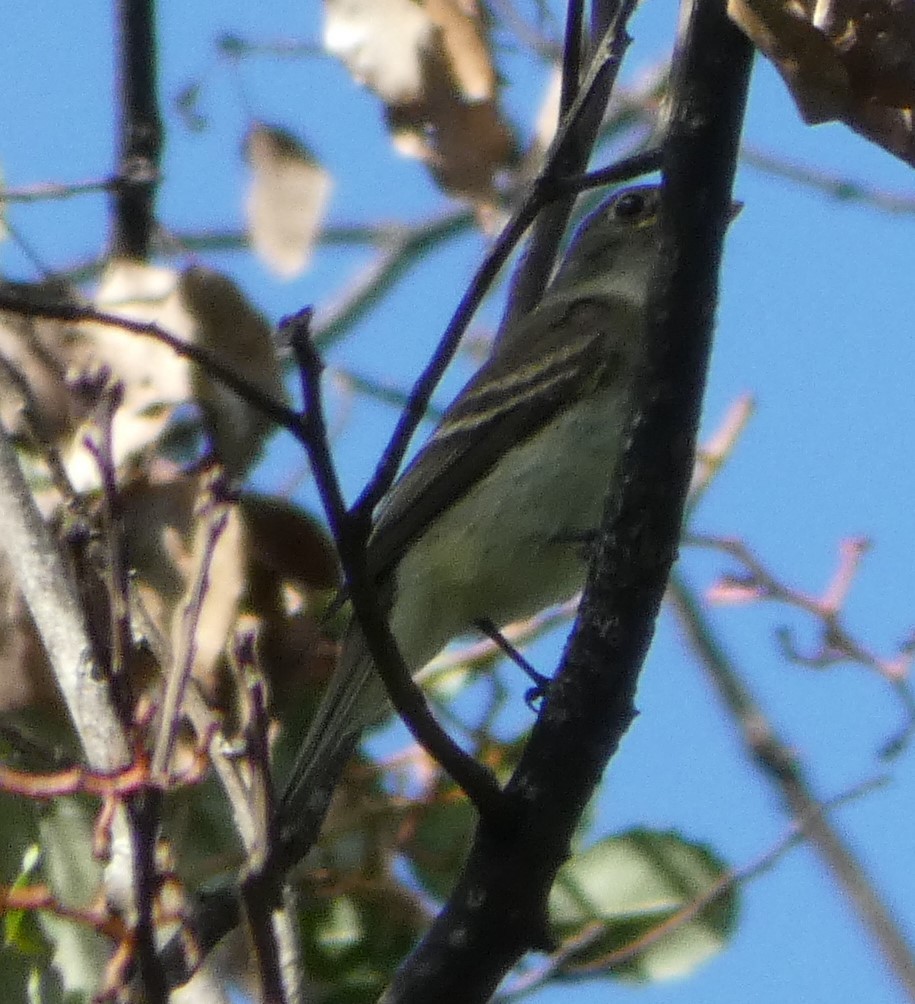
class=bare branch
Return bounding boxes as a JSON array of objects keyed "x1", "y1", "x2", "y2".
[
  {"x1": 0, "y1": 423, "x2": 130, "y2": 772},
  {"x1": 498, "y1": 0, "x2": 640, "y2": 332},
  {"x1": 0, "y1": 177, "x2": 119, "y2": 203},
  {"x1": 112, "y1": 0, "x2": 163, "y2": 260},
  {"x1": 669, "y1": 572, "x2": 915, "y2": 1000},
  {"x1": 0, "y1": 291, "x2": 300, "y2": 440},
  {"x1": 380, "y1": 1, "x2": 753, "y2": 999},
  {"x1": 311, "y1": 209, "x2": 475, "y2": 352},
  {"x1": 285, "y1": 310, "x2": 504, "y2": 826},
  {"x1": 692, "y1": 531, "x2": 915, "y2": 753},
  {"x1": 151, "y1": 485, "x2": 230, "y2": 780}
]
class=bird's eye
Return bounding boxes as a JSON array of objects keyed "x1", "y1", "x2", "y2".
[{"x1": 612, "y1": 190, "x2": 648, "y2": 220}]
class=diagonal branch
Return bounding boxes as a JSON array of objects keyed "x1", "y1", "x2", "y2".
[
  {"x1": 380, "y1": 2, "x2": 753, "y2": 1001},
  {"x1": 0, "y1": 423, "x2": 130, "y2": 773},
  {"x1": 355, "y1": 0, "x2": 648, "y2": 522},
  {"x1": 499, "y1": 0, "x2": 639, "y2": 333},
  {"x1": 669, "y1": 571, "x2": 915, "y2": 1001}
]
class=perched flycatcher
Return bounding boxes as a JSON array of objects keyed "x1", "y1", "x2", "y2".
[{"x1": 278, "y1": 184, "x2": 665, "y2": 859}]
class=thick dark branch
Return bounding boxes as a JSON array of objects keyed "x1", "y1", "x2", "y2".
[
  {"x1": 380, "y1": 2, "x2": 753, "y2": 1000},
  {"x1": 112, "y1": 0, "x2": 162, "y2": 260}
]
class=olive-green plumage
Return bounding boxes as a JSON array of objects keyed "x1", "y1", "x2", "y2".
[{"x1": 278, "y1": 185, "x2": 665, "y2": 858}]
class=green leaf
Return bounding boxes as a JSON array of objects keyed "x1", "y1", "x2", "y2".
[
  {"x1": 301, "y1": 884, "x2": 427, "y2": 1003},
  {"x1": 403, "y1": 793, "x2": 475, "y2": 901},
  {"x1": 5, "y1": 845, "x2": 47, "y2": 956},
  {"x1": 37, "y1": 800, "x2": 108, "y2": 998},
  {"x1": 550, "y1": 828, "x2": 737, "y2": 982}
]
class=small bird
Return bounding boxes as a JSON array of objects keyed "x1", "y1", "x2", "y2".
[{"x1": 278, "y1": 185, "x2": 666, "y2": 861}]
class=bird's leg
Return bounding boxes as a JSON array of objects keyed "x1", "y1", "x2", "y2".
[{"x1": 474, "y1": 617, "x2": 551, "y2": 709}]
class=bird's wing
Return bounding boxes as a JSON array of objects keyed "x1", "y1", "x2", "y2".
[{"x1": 365, "y1": 294, "x2": 640, "y2": 581}]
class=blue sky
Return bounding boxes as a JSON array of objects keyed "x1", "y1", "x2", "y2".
[{"x1": 3, "y1": 3, "x2": 915, "y2": 1003}]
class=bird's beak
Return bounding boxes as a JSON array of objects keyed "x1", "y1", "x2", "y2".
[{"x1": 729, "y1": 200, "x2": 744, "y2": 220}]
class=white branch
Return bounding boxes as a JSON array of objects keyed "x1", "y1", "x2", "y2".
[{"x1": 0, "y1": 423, "x2": 129, "y2": 771}]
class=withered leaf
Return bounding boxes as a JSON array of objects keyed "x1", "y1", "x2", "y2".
[
  {"x1": 324, "y1": 0, "x2": 516, "y2": 207},
  {"x1": 245, "y1": 124, "x2": 332, "y2": 280},
  {"x1": 729, "y1": 0, "x2": 915, "y2": 166},
  {"x1": 63, "y1": 261, "x2": 194, "y2": 490},
  {"x1": 178, "y1": 266, "x2": 286, "y2": 479}
]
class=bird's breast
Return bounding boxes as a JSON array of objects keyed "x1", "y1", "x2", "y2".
[{"x1": 388, "y1": 383, "x2": 627, "y2": 670}]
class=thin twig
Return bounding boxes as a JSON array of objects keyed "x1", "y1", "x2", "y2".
[
  {"x1": 127, "y1": 790, "x2": 168, "y2": 1004},
  {"x1": 285, "y1": 309, "x2": 504, "y2": 821},
  {"x1": 151, "y1": 485, "x2": 230, "y2": 780},
  {"x1": 417, "y1": 599, "x2": 580, "y2": 682},
  {"x1": 332, "y1": 367, "x2": 445, "y2": 423},
  {"x1": 743, "y1": 146, "x2": 915, "y2": 213},
  {"x1": 351, "y1": 201, "x2": 542, "y2": 520},
  {"x1": 311, "y1": 209, "x2": 474, "y2": 352},
  {"x1": 0, "y1": 177, "x2": 119, "y2": 203},
  {"x1": 83, "y1": 381, "x2": 134, "y2": 696},
  {"x1": 559, "y1": 0, "x2": 586, "y2": 116},
  {"x1": 691, "y1": 530, "x2": 915, "y2": 753},
  {"x1": 556, "y1": 146, "x2": 663, "y2": 194},
  {"x1": 688, "y1": 393, "x2": 756, "y2": 507},
  {"x1": 0, "y1": 293, "x2": 301, "y2": 439},
  {"x1": 233, "y1": 635, "x2": 292, "y2": 1004},
  {"x1": 669, "y1": 571, "x2": 915, "y2": 1001},
  {"x1": 354, "y1": 8, "x2": 644, "y2": 523},
  {"x1": 63, "y1": 219, "x2": 462, "y2": 284},
  {"x1": 500, "y1": 776, "x2": 888, "y2": 1000},
  {"x1": 487, "y1": 0, "x2": 562, "y2": 59},
  {"x1": 498, "y1": 0, "x2": 640, "y2": 332},
  {"x1": 1, "y1": 217, "x2": 57, "y2": 279}
]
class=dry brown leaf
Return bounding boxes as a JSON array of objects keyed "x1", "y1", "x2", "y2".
[
  {"x1": 238, "y1": 493, "x2": 340, "y2": 596},
  {"x1": 324, "y1": 0, "x2": 436, "y2": 102},
  {"x1": 126, "y1": 477, "x2": 339, "y2": 720},
  {"x1": 63, "y1": 261, "x2": 194, "y2": 489},
  {"x1": 67, "y1": 264, "x2": 286, "y2": 486},
  {"x1": 0, "y1": 548, "x2": 66, "y2": 717},
  {"x1": 178, "y1": 266, "x2": 286, "y2": 479},
  {"x1": 4, "y1": 267, "x2": 287, "y2": 488},
  {"x1": 0, "y1": 469, "x2": 338, "y2": 738},
  {"x1": 0, "y1": 282, "x2": 87, "y2": 450},
  {"x1": 244, "y1": 124, "x2": 332, "y2": 280},
  {"x1": 729, "y1": 0, "x2": 915, "y2": 166},
  {"x1": 324, "y1": 0, "x2": 516, "y2": 206},
  {"x1": 235, "y1": 493, "x2": 340, "y2": 705}
]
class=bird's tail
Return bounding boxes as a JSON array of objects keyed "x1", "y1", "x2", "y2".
[{"x1": 275, "y1": 623, "x2": 383, "y2": 866}]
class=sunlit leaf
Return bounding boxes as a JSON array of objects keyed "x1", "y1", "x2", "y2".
[
  {"x1": 323, "y1": 0, "x2": 516, "y2": 206},
  {"x1": 244, "y1": 124, "x2": 332, "y2": 279},
  {"x1": 550, "y1": 829, "x2": 737, "y2": 982}
]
